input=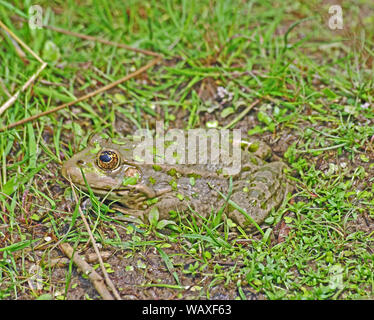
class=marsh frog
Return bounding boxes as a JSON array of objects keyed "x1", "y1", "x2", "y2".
[{"x1": 62, "y1": 133, "x2": 291, "y2": 229}]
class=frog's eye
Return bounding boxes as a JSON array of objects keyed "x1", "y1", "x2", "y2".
[{"x1": 97, "y1": 150, "x2": 120, "y2": 170}]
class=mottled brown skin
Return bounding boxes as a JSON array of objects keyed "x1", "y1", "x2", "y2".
[{"x1": 62, "y1": 134, "x2": 292, "y2": 229}]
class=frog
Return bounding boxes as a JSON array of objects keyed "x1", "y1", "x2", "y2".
[{"x1": 61, "y1": 133, "x2": 292, "y2": 230}]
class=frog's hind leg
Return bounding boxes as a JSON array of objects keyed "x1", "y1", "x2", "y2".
[{"x1": 228, "y1": 162, "x2": 289, "y2": 228}]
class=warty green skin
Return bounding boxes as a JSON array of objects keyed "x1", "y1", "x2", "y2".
[{"x1": 62, "y1": 134, "x2": 292, "y2": 229}]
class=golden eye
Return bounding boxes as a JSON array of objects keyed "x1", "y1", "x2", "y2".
[{"x1": 97, "y1": 150, "x2": 120, "y2": 170}]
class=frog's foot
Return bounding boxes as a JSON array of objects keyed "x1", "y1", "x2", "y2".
[{"x1": 228, "y1": 161, "x2": 289, "y2": 229}]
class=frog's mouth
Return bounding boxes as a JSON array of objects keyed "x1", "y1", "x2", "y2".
[
  {"x1": 62, "y1": 160, "x2": 157, "y2": 203},
  {"x1": 62, "y1": 165, "x2": 121, "y2": 195},
  {"x1": 63, "y1": 173, "x2": 157, "y2": 201},
  {"x1": 79, "y1": 182, "x2": 162, "y2": 210},
  {"x1": 62, "y1": 179, "x2": 121, "y2": 199},
  {"x1": 76, "y1": 184, "x2": 119, "y2": 196}
]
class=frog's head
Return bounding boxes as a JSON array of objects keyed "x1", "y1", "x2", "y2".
[{"x1": 61, "y1": 134, "x2": 156, "y2": 206}]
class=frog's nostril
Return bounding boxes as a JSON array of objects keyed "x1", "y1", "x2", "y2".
[{"x1": 77, "y1": 159, "x2": 85, "y2": 166}]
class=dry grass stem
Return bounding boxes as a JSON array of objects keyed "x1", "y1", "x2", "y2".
[
  {"x1": 0, "y1": 20, "x2": 47, "y2": 117},
  {"x1": 0, "y1": 20, "x2": 162, "y2": 131},
  {"x1": 59, "y1": 242, "x2": 115, "y2": 300},
  {"x1": 68, "y1": 178, "x2": 122, "y2": 300},
  {"x1": 0, "y1": 56, "x2": 161, "y2": 131},
  {"x1": 0, "y1": 62, "x2": 47, "y2": 116}
]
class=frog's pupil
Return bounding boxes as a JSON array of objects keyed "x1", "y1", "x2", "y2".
[{"x1": 100, "y1": 152, "x2": 112, "y2": 163}]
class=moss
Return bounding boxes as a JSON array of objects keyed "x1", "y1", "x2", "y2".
[
  {"x1": 149, "y1": 176, "x2": 156, "y2": 185},
  {"x1": 152, "y1": 164, "x2": 162, "y2": 171}
]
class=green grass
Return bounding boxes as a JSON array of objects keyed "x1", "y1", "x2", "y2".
[{"x1": 0, "y1": 0, "x2": 374, "y2": 300}]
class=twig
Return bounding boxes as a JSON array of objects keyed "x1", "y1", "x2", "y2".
[
  {"x1": 0, "y1": 62, "x2": 47, "y2": 116},
  {"x1": 44, "y1": 24, "x2": 162, "y2": 58},
  {"x1": 0, "y1": 56, "x2": 161, "y2": 132},
  {"x1": 68, "y1": 178, "x2": 122, "y2": 300},
  {"x1": 0, "y1": 19, "x2": 47, "y2": 116},
  {"x1": 223, "y1": 99, "x2": 260, "y2": 129},
  {"x1": 58, "y1": 242, "x2": 114, "y2": 300},
  {"x1": 0, "y1": 20, "x2": 44, "y2": 64},
  {"x1": 11, "y1": 16, "x2": 162, "y2": 58},
  {"x1": 45, "y1": 251, "x2": 112, "y2": 268},
  {"x1": 0, "y1": 20, "x2": 162, "y2": 130},
  {"x1": 2, "y1": 29, "x2": 28, "y2": 64}
]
